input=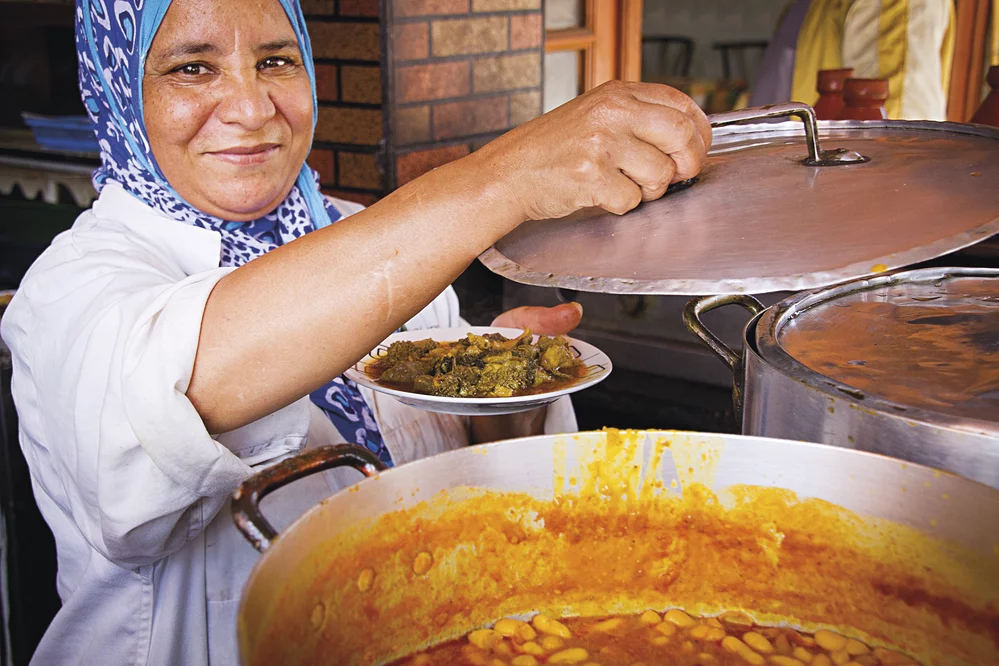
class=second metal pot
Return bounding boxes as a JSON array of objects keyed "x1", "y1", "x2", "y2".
[{"x1": 685, "y1": 267, "x2": 999, "y2": 490}]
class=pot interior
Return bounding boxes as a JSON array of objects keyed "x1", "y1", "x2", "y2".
[
  {"x1": 774, "y1": 269, "x2": 999, "y2": 426},
  {"x1": 238, "y1": 430, "x2": 999, "y2": 666}
]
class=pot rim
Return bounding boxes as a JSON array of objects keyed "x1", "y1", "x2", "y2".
[
  {"x1": 238, "y1": 429, "x2": 998, "y2": 571},
  {"x1": 752, "y1": 266, "x2": 999, "y2": 437}
]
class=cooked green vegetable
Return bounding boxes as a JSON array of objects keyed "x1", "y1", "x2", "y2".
[{"x1": 373, "y1": 329, "x2": 584, "y2": 398}]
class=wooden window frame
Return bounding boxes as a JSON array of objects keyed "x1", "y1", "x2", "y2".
[
  {"x1": 948, "y1": 0, "x2": 994, "y2": 121},
  {"x1": 545, "y1": 0, "x2": 644, "y2": 93}
]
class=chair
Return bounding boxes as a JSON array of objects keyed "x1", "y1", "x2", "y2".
[
  {"x1": 641, "y1": 35, "x2": 695, "y2": 82},
  {"x1": 713, "y1": 40, "x2": 769, "y2": 87}
]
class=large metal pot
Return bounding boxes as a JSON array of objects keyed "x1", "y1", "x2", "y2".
[
  {"x1": 685, "y1": 267, "x2": 999, "y2": 490},
  {"x1": 232, "y1": 432, "x2": 999, "y2": 666}
]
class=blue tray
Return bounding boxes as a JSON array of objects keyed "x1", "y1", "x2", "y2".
[{"x1": 22, "y1": 113, "x2": 100, "y2": 154}]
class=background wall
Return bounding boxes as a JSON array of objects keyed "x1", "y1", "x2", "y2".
[{"x1": 642, "y1": 0, "x2": 787, "y2": 79}]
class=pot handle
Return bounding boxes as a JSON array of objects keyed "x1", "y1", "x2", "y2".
[
  {"x1": 232, "y1": 444, "x2": 387, "y2": 552},
  {"x1": 709, "y1": 102, "x2": 869, "y2": 167},
  {"x1": 682, "y1": 294, "x2": 766, "y2": 372}
]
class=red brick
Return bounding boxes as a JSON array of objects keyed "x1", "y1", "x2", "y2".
[
  {"x1": 338, "y1": 151, "x2": 384, "y2": 190},
  {"x1": 341, "y1": 65, "x2": 382, "y2": 104},
  {"x1": 316, "y1": 107, "x2": 383, "y2": 144},
  {"x1": 431, "y1": 16, "x2": 507, "y2": 57},
  {"x1": 392, "y1": 22, "x2": 429, "y2": 61},
  {"x1": 394, "y1": 0, "x2": 468, "y2": 17},
  {"x1": 473, "y1": 53, "x2": 541, "y2": 93},
  {"x1": 300, "y1": 0, "x2": 336, "y2": 14},
  {"x1": 323, "y1": 188, "x2": 380, "y2": 206},
  {"x1": 307, "y1": 148, "x2": 335, "y2": 183},
  {"x1": 394, "y1": 105, "x2": 431, "y2": 145},
  {"x1": 314, "y1": 63, "x2": 338, "y2": 102},
  {"x1": 308, "y1": 22, "x2": 380, "y2": 60},
  {"x1": 433, "y1": 96, "x2": 509, "y2": 140},
  {"x1": 339, "y1": 0, "x2": 379, "y2": 16},
  {"x1": 395, "y1": 61, "x2": 470, "y2": 103},
  {"x1": 473, "y1": 0, "x2": 539, "y2": 8},
  {"x1": 510, "y1": 91, "x2": 541, "y2": 125},
  {"x1": 510, "y1": 13, "x2": 542, "y2": 50},
  {"x1": 396, "y1": 145, "x2": 470, "y2": 185}
]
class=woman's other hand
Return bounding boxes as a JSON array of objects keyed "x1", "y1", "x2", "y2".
[
  {"x1": 489, "y1": 302, "x2": 583, "y2": 336},
  {"x1": 473, "y1": 80, "x2": 712, "y2": 222},
  {"x1": 470, "y1": 302, "x2": 584, "y2": 444}
]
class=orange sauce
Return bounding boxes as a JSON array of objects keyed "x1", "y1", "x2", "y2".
[{"x1": 245, "y1": 431, "x2": 999, "y2": 666}]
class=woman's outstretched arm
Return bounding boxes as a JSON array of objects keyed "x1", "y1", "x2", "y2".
[{"x1": 187, "y1": 81, "x2": 711, "y2": 433}]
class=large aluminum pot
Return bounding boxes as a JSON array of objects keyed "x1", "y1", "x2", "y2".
[
  {"x1": 685, "y1": 267, "x2": 999, "y2": 490},
  {"x1": 232, "y1": 432, "x2": 999, "y2": 666}
]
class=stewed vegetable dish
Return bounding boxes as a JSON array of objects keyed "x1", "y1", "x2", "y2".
[
  {"x1": 371, "y1": 330, "x2": 586, "y2": 398},
  {"x1": 395, "y1": 610, "x2": 918, "y2": 666}
]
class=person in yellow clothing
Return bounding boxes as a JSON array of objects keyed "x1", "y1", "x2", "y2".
[{"x1": 749, "y1": 0, "x2": 954, "y2": 120}]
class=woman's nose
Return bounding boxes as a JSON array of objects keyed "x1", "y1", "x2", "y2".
[{"x1": 215, "y1": 70, "x2": 276, "y2": 130}]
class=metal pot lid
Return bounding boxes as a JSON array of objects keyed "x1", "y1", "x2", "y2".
[
  {"x1": 762, "y1": 267, "x2": 999, "y2": 427},
  {"x1": 480, "y1": 103, "x2": 999, "y2": 295}
]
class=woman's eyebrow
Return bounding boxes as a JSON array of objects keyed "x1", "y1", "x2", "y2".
[
  {"x1": 257, "y1": 38, "x2": 300, "y2": 54},
  {"x1": 151, "y1": 39, "x2": 299, "y2": 63},
  {"x1": 157, "y1": 42, "x2": 219, "y2": 60}
]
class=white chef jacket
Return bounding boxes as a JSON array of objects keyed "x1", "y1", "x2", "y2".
[{"x1": 1, "y1": 182, "x2": 577, "y2": 666}]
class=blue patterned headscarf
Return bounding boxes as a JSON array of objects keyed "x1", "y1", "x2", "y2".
[{"x1": 75, "y1": 0, "x2": 391, "y2": 465}]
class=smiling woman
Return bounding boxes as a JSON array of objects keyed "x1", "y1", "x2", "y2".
[
  {"x1": 142, "y1": 0, "x2": 313, "y2": 220},
  {"x1": 0, "y1": 0, "x2": 710, "y2": 664}
]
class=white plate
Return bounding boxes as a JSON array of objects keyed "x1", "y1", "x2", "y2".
[{"x1": 344, "y1": 327, "x2": 613, "y2": 416}]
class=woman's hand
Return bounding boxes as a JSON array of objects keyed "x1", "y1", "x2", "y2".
[
  {"x1": 473, "y1": 80, "x2": 712, "y2": 222},
  {"x1": 489, "y1": 302, "x2": 583, "y2": 336}
]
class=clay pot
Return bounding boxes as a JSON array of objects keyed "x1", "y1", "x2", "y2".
[
  {"x1": 970, "y1": 65, "x2": 999, "y2": 127},
  {"x1": 814, "y1": 68, "x2": 855, "y2": 120},
  {"x1": 837, "y1": 78, "x2": 889, "y2": 120}
]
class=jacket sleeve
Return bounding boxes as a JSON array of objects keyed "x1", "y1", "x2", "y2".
[{"x1": 2, "y1": 215, "x2": 251, "y2": 568}]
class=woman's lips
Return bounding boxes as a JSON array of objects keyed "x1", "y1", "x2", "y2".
[{"x1": 207, "y1": 143, "x2": 280, "y2": 166}]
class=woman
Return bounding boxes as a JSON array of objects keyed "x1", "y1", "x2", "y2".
[{"x1": 0, "y1": 0, "x2": 710, "y2": 664}]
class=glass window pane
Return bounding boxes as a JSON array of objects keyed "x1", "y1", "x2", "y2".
[
  {"x1": 545, "y1": 0, "x2": 584, "y2": 30},
  {"x1": 544, "y1": 50, "x2": 583, "y2": 113}
]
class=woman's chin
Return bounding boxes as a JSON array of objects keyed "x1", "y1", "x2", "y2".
[{"x1": 191, "y1": 181, "x2": 293, "y2": 221}]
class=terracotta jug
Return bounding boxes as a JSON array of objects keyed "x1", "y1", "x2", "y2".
[
  {"x1": 814, "y1": 68, "x2": 854, "y2": 120},
  {"x1": 970, "y1": 66, "x2": 999, "y2": 127},
  {"x1": 837, "y1": 78, "x2": 889, "y2": 120}
]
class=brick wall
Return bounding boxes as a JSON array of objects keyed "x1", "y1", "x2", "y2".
[
  {"x1": 304, "y1": 0, "x2": 385, "y2": 207},
  {"x1": 386, "y1": 0, "x2": 543, "y2": 188},
  {"x1": 302, "y1": 1, "x2": 543, "y2": 203}
]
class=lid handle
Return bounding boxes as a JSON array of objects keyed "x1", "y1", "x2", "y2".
[{"x1": 709, "y1": 102, "x2": 869, "y2": 167}]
